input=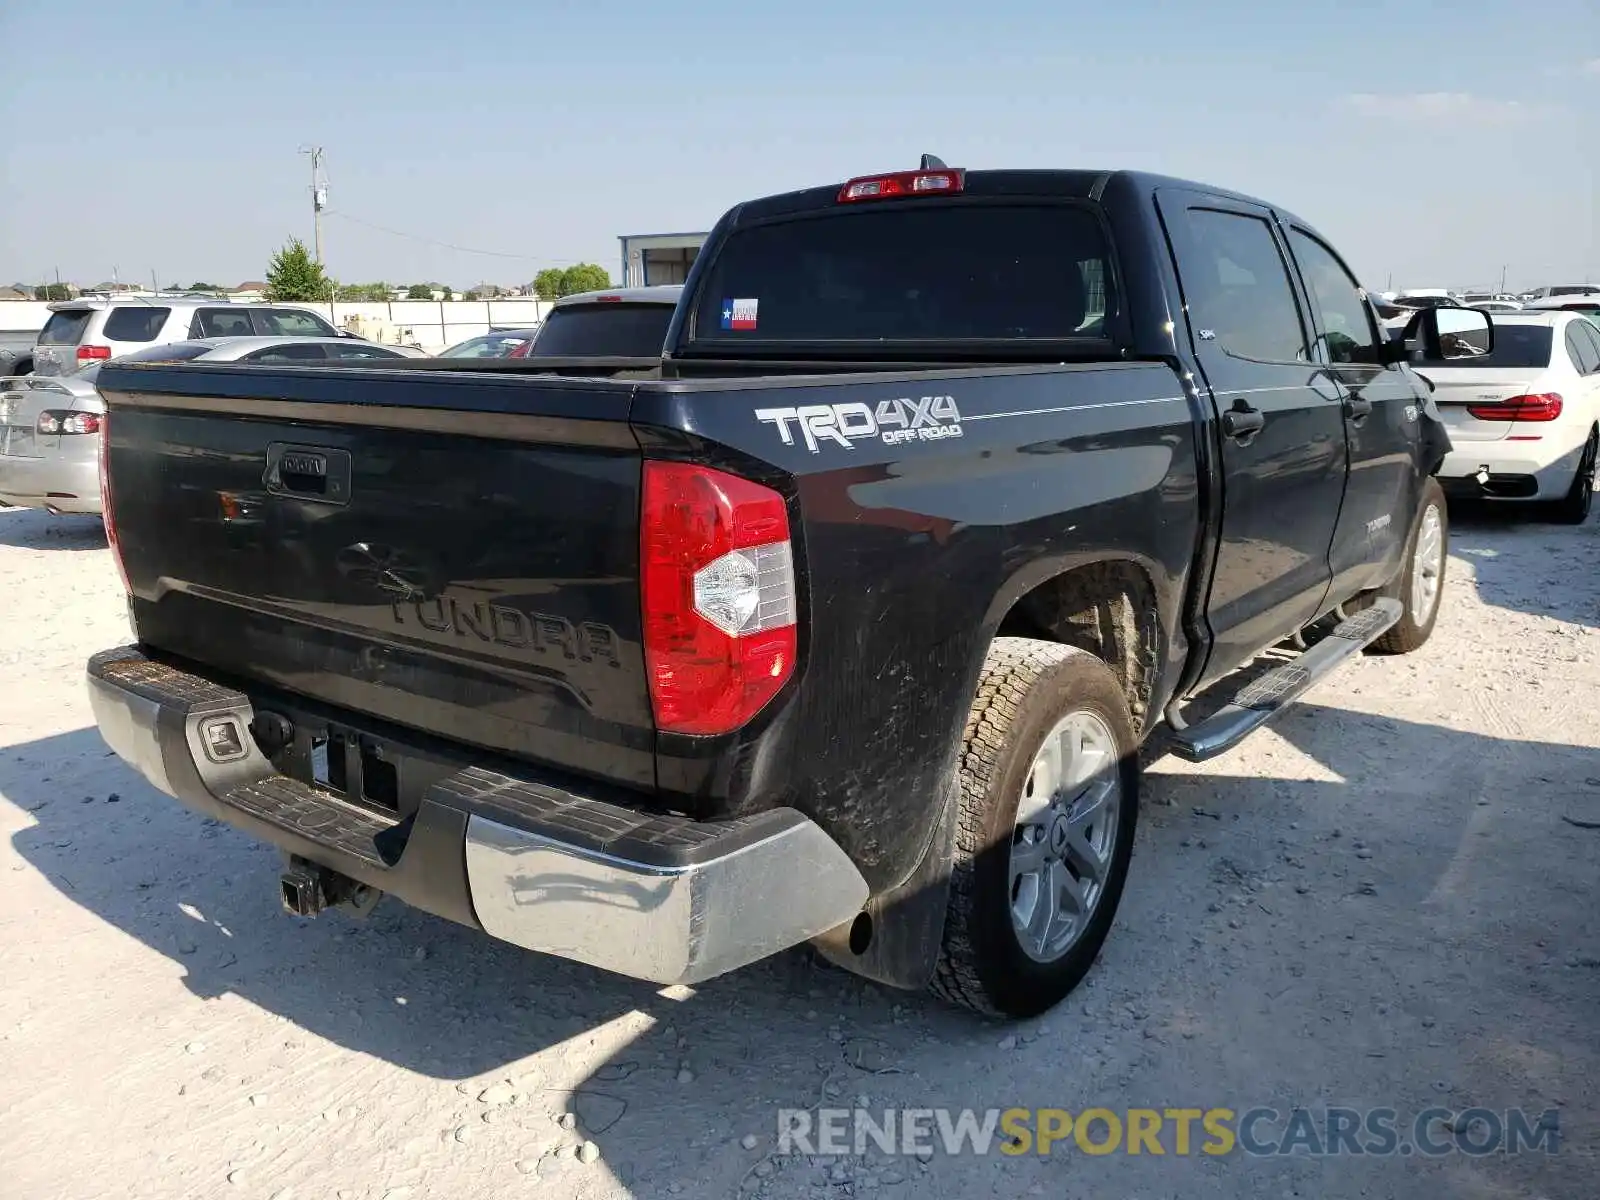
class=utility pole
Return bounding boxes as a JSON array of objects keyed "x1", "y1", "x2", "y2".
[
  {"x1": 1500, "y1": 264, "x2": 1508, "y2": 295},
  {"x1": 299, "y1": 146, "x2": 327, "y2": 264}
]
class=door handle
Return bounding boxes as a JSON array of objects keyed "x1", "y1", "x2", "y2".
[
  {"x1": 1222, "y1": 399, "x2": 1265, "y2": 440},
  {"x1": 1344, "y1": 395, "x2": 1374, "y2": 422}
]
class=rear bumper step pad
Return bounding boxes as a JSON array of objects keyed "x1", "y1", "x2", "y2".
[{"x1": 86, "y1": 646, "x2": 868, "y2": 985}]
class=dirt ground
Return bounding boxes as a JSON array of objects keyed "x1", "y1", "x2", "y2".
[{"x1": 1, "y1": 503, "x2": 1596, "y2": 1200}]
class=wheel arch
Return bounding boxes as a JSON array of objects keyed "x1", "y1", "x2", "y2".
[{"x1": 981, "y1": 552, "x2": 1174, "y2": 730}]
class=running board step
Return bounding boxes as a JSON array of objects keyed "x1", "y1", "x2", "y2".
[{"x1": 1167, "y1": 598, "x2": 1402, "y2": 763}]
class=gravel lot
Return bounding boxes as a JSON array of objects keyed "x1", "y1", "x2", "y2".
[{"x1": 2, "y1": 503, "x2": 1596, "y2": 1200}]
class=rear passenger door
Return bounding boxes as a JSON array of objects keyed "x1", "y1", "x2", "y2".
[
  {"x1": 1286, "y1": 227, "x2": 1422, "y2": 598},
  {"x1": 1157, "y1": 190, "x2": 1350, "y2": 685}
]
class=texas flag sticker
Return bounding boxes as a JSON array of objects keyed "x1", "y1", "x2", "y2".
[{"x1": 721, "y1": 297, "x2": 759, "y2": 331}]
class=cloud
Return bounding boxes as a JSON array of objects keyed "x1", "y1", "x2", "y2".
[
  {"x1": 1341, "y1": 91, "x2": 1549, "y2": 126},
  {"x1": 1583, "y1": 58, "x2": 1600, "y2": 75}
]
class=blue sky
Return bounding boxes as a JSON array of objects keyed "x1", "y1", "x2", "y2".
[{"x1": 1, "y1": 0, "x2": 1595, "y2": 292}]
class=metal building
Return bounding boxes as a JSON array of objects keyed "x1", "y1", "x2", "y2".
[{"x1": 618, "y1": 231, "x2": 710, "y2": 288}]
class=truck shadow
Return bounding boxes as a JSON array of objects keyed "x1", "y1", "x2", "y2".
[
  {"x1": 0, "y1": 506, "x2": 107, "y2": 550},
  {"x1": 7, "y1": 706, "x2": 1597, "y2": 1195},
  {"x1": 1447, "y1": 500, "x2": 1600, "y2": 628}
]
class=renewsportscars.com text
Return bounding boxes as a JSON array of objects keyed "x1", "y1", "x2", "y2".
[{"x1": 778, "y1": 1106, "x2": 1560, "y2": 1159}]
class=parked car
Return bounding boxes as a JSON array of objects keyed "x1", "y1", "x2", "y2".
[
  {"x1": 1468, "y1": 300, "x2": 1524, "y2": 313},
  {"x1": 438, "y1": 328, "x2": 540, "y2": 358},
  {"x1": 1523, "y1": 296, "x2": 1600, "y2": 324},
  {"x1": 512, "y1": 285, "x2": 683, "y2": 358},
  {"x1": 1424, "y1": 311, "x2": 1600, "y2": 521},
  {"x1": 0, "y1": 339, "x2": 422, "y2": 515},
  {"x1": 1395, "y1": 289, "x2": 1459, "y2": 305},
  {"x1": 1528, "y1": 285, "x2": 1600, "y2": 300},
  {"x1": 31, "y1": 298, "x2": 354, "y2": 376},
  {"x1": 0, "y1": 330, "x2": 35, "y2": 377},
  {"x1": 89, "y1": 162, "x2": 1470, "y2": 1019},
  {"x1": 0, "y1": 371, "x2": 105, "y2": 514},
  {"x1": 130, "y1": 337, "x2": 430, "y2": 363}
]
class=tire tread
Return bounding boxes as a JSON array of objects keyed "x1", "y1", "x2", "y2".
[{"x1": 930, "y1": 639, "x2": 1109, "y2": 1016}]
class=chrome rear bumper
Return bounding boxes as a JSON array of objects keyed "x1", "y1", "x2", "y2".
[{"x1": 87, "y1": 646, "x2": 868, "y2": 985}]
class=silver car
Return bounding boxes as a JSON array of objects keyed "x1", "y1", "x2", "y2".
[
  {"x1": 0, "y1": 372, "x2": 105, "y2": 514},
  {"x1": 32, "y1": 297, "x2": 349, "y2": 376},
  {"x1": 0, "y1": 338, "x2": 422, "y2": 515}
]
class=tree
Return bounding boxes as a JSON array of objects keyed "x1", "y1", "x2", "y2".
[
  {"x1": 439, "y1": 286, "x2": 454, "y2": 302},
  {"x1": 559, "y1": 264, "x2": 612, "y2": 296},
  {"x1": 186, "y1": 281, "x2": 222, "y2": 292},
  {"x1": 264, "y1": 238, "x2": 332, "y2": 302},
  {"x1": 532, "y1": 268, "x2": 564, "y2": 300},
  {"x1": 334, "y1": 282, "x2": 391, "y2": 302},
  {"x1": 34, "y1": 284, "x2": 72, "y2": 302},
  {"x1": 405, "y1": 283, "x2": 434, "y2": 300},
  {"x1": 462, "y1": 289, "x2": 481, "y2": 302}
]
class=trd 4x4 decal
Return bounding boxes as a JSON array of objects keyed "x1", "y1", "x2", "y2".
[{"x1": 754, "y1": 396, "x2": 963, "y2": 453}]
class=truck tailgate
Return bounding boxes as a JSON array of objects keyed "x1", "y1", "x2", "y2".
[{"x1": 96, "y1": 363, "x2": 655, "y2": 789}]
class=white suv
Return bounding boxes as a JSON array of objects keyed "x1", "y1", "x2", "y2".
[{"x1": 32, "y1": 298, "x2": 345, "y2": 376}]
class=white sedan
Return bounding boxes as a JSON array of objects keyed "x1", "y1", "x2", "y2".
[{"x1": 1427, "y1": 312, "x2": 1600, "y2": 523}]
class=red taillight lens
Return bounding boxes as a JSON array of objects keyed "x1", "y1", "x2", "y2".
[
  {"x1": 36, "y1": 410, "x2": 102, "y2": 435},
  {"x1": 1465, "y1": 393, "x2": 1563, "y2": 422},
  {"x1": 98, "y1": 413, "x2": 130, "y2": 592},
  {"x1": 641, "y1": 462, "x2": 797, "y2": 736},
  {"x1": 77, "y1": 345, "x2": 111, "y2": 362},
  {"x1": 838, "y1": 168, "x2": 965, "y2": 203},
  {"x1": 64, "y1": 412, "x2": 102, "y2": 435}
]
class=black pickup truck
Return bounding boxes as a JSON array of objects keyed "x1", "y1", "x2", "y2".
[{"x1": 87, "y1": 163, "x2": 1485, "y2": 1018}]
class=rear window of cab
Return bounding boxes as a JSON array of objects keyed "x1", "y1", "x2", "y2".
[{"x1": 689, "y1": 203, "x2": 1116, "y2": 347}]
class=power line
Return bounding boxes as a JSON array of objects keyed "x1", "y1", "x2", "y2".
[{"x1": 323, "y1": 210, "x2": 587, "y2": 265}]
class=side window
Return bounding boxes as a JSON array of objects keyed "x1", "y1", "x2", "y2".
[
  {"x1": 244, "y1": 343, "x2": 328, "y2": 362},
  {"x1": 1565, "y1": 324, "x2": 1600, "y2": 375},
  {"x1": 1287, "y1": 231, "x2": 1380, "y2": 365},
  {"x1": 1579, "y1": 323, "x2": 1600, "y2": 375},
  {"x1": 254, "y1": 309, "x2": 334, "y2": 337},
  {"x1": 102, "y1": 307, "x2": 172, "y2": 343},
  {"x1": 1180, "y1": 209, "x2": 1308, "y2": 362},
  {"x1": 330, "y1": 344, "x2": 402, "y2": 360},
  {"x1": 195, "y1": 308, "x2": 256, "y2": 338}
]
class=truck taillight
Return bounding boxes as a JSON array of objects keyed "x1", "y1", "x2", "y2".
[
  {"x1": 641, "y1": 462, "x2": 797, "y2": 736},
  {"x1": 98, "y1": 413, "x2": 130, "y2": 593},
  {"x1": 1465, "y1": 393, "x2": 1563, "y2": 422},
  {"x1": 77, "y1": 345, "x2": 112, "y2": 363}
]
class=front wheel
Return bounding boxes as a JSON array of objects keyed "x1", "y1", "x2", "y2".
[
  {"x1": 1547, "y1": 429, "x2": 1597, "y2": 526},
  {"x1": 1370, "y1": 478, "x2": 1448, "y2": 655},
  {"x1": 930, "y1": 639, "x2": 1139, "y2": 1018}
]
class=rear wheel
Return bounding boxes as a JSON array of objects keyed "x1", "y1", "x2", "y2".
[
  {"x1": 1547, "y1": 429, "x2": 1597, "y2": 526},
  {"x1": 930, "y1": 639, "x2": 1139, "y2": 1018},
  {"x1": 1370, "y1": 478, "x2": 1448, "y2": 655}
]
